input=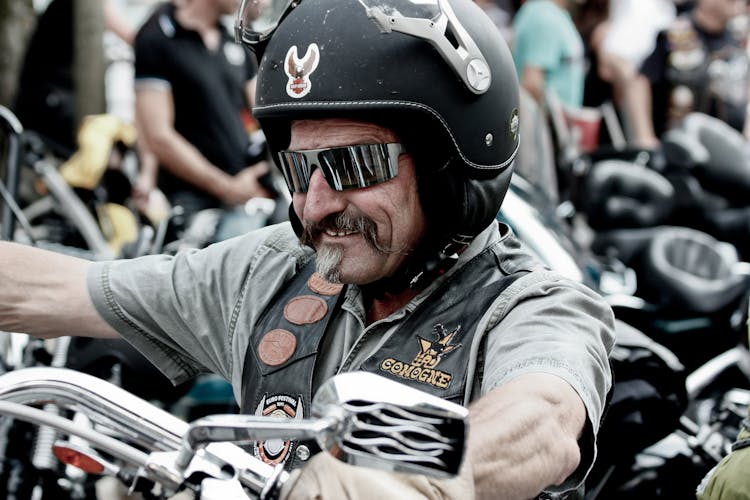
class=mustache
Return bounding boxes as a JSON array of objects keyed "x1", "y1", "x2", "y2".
[{"x1": 300, "y1": 212, "x2": 394, "y2": 253}]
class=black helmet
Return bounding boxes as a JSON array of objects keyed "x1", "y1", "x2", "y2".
[{"x1": 243, "y1": 0, "x2": 520, "y2": 286}]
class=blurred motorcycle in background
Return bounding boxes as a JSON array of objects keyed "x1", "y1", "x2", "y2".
[{"x1": 515, "y1": 87, "x2": 750, "y2": 498}]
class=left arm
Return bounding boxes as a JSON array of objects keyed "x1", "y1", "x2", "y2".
[
  {"x1": 477, "y1": 270, "x2": 615, "y2": 497},
  {"x1": 284, "y1": 273, "x2": 613, "y2": 499},
  {"x1": 104, "y1": 0, "x2": 135, "y2": 46},
  {"x1": 469, "y1": 373, "x2": 586, "y2": 500}
]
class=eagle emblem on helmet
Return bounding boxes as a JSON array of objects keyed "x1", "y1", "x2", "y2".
[{"x1": 284, "y1": 43, "x2": 320, "y2": 99}]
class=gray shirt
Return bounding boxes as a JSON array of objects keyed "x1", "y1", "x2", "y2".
[{"x1": 87, "y1": 220, "x2": 615, "y2": 491}]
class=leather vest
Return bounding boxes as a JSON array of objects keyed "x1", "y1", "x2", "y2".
[{"x1": 240, "y1": 237, "x2": 535, "y2": 470}]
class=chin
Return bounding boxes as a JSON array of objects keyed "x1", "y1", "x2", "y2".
[
  {"x1": 316, "y1": 245, "x2": 389, "y2": 285},
  {"x1": 328, "y1": 263, "x2": 383, "y2": 286},
  {"x1": 341, "y1": 266, "x2": 391, "y2": 286}
]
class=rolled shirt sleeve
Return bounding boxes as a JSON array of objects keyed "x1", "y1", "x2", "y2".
[
  {"x1": 481, "y1": 270, "x2": 616, "y2": 492},
  {"x1": 86, "y1": 223, "x2": 309, "y2": 387}
]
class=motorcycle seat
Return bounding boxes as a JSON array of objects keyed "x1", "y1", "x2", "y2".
[{"x1": 644, "y1": 226, "x2": 749, "y2": 314}]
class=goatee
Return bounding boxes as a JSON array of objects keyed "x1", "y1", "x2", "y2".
[{"x1": 315, "y1": 244, "x2": 344, "y2": 283}]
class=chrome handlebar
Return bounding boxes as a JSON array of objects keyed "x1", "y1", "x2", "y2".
[
  {"x1": 0, "y1": 367, "x2": 286, "y2": 499},
  {"x1": 0, "y1": 367, "x2": 468, "y2": 499}
]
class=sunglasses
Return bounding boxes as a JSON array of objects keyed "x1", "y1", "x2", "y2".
[{"x1": 278, "y1": 143, "x2": 404, "y2": 193}]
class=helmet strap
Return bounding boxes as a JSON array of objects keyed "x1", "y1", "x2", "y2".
[
  {"x1": 361, "y1": 235, "x2": 471, "y2": 299},
  {"x1": 407, "y1": 238, "x2": 471, "y2": 289}
]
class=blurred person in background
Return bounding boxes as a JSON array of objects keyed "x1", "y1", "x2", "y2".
[
  {"x1": 575, "y1": 0, "x2": 611, "y2": 108},
  {"x1": 622, "y1": 0, "x2": 750, "y2": 148},
  {"x1": 512, "y1": 0, "x2": 585, "y2": 107},
  {"x1": 594, "y1": 0, "x2": 676, "y2": 145},
  {"x1": 475, "y1": 0, "x2": 515, "y2": 44},
  {"x1": 13, "y1": 0, "x2": 136, "y2": 154},
  {"x1": 132, "y1": 0, "x2": 275, "y2": 233},
  {"x1": 0, "y1": 2, "x2": 616, "y2": 498}
]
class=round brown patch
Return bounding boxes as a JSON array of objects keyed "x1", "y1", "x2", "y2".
[
  {"x1": 308, "y1": 272, "x2": 344, "y2": 296},
  {"x1": 284, "y1": 295, "x2": 328, "y2": 325},
  {"x1": 258, "y1": 329, "x2": 297, "y2": 367}
]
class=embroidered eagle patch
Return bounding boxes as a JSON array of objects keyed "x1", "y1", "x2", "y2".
[{"x1": 380, "y1": 323, "x2": 462, "y2": 389}]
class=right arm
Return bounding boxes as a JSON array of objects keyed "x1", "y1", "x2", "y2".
[
  {"x1": 135, "y1": 85, "x2": 268, "y2": 206},
  {"x1": 622, "y1": 73, "x2": 660, "y2": 149},
  {"x1": 0, "y1": 242, "x2": 119, "y2": 339},
  {"x1": 619, "y1": 31, "x2": 669, "y2": 149},
  {"x1": 520, "y1": 65, "x2": 547, "y2": 104},
  {"x1": 512, "y1": 4, "x2": 557, "y2": 106}
]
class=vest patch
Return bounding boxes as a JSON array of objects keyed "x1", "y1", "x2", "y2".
[
  {"x1": 258, "y1": 329, "x2": 297, "y2": 367},
  {"x1": 253, "y1": 393, "x2": 304, "y2": 465},
  {"x1": 307, "y1": 272, "x2": 343, "y2": 296},
  {"x1": 379, "y1": 323, "x2": 462, "y2": 390},
  {"x1": 284, "y1": 295, "x2": 328, "y2": 325}
]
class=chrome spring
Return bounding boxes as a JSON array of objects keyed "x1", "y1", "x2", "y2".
[{"x1": 31, "y1": 337, "x2": 71, "y2": 471}]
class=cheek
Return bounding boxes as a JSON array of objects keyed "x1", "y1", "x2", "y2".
[
  {"x1": 405, "y1": 194, "x2": 427, "y2": 237},
  {"x1": 385, "y1": 183, "x2": 426, "y2": 238}
]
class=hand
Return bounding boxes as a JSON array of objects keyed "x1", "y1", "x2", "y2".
[
  {"x1": 281, "y1": 451, "x2": 474, "y2": 500},
  {"x1": 220, "y1": 161, "x2": 274, "y2": 206},
  {"x1": 132, "y1": 171, "x2": 156, "y2": 209}
]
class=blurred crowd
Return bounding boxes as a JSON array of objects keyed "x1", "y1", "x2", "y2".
[
  {"x1": 12, "y1": 0, "x2": 277, "y2": 247},
  {"x1": 9, "y1": 0, "x2": 750, "y2": 222},
  {"x1": 485, "y1": 0, "x2": 750, "y2": 153}
]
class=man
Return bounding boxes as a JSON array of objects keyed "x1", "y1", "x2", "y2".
[
  {"x1": 512, "y1": 0, "x2": 586, "y2": 107},
  {"x1": 623, "y1": 0, "x2": 750, "y2": 148},
  {"x1": 132, "y1": 0, "x2": 273, "y2": 224},
  {"x1": 0, "y1": 0, "x2": 614, "y2": 498}
]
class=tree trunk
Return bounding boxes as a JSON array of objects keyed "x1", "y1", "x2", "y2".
[
  {"x1": 73, "y1": 0, "x2": 106, "y2": 129},
  {"x1": 0, "y1": 0, "x2": 35, "y2": 107}
]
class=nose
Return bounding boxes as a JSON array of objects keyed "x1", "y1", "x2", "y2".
[{"x1": 300, "y1": 168, "x2": 347, "y2": 222}]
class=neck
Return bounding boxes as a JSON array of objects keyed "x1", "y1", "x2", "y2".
[
  {"x1": 693, "y1": 8, "x2": 727, "y2": 34},
  {"x1": 365, "y1": 288, "x2": 420, "y2": 324},
  {"x1": 175, "y1": 0, "x2": 220, "y2": 33}
]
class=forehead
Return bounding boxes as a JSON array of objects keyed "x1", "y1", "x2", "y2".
[{"x1": 289, "y1": 119, "x2": 400, "y2": 150}]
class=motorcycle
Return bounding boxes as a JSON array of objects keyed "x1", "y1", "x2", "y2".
[
  {"x1": 0, "y1": 104, "x2": 286, "y2": 260},
  {"x1": 0, "y1": 367, "x2": 467, "y2": 499},
  {"x1": 0, "y1": 104, "x2": 160, "y2": 261},
  {"x1": 572, "y1": 112, "x2": 750, "y2": 372},
  {"x1": 581, "y1": 112, "x2": 750, "y2": 262}
]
